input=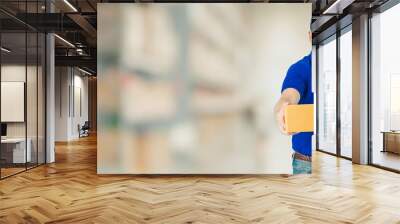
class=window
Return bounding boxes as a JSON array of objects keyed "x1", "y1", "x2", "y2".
[
  {"x1": 390, "y1": 74, "x2": 400, "y2": 130},
  {"x1": 317, "y1": 37, "x2": 337, "y2": 154},
  {"x1": 339, "y1": 29, "x2": 352, "y2": 158},
  {"x1": 371, "y1": 3, "x2": 400, "y2": 171},
  {"x1": 0, "y1": 1, "x2": 46, "y2": 179}
]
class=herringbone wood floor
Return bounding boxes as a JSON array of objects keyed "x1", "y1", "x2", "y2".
[{"x1": 1, "y1": 135, "x2": 400, "y2": 224}]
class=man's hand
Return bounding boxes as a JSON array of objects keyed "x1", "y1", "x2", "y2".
[
  {"x1": 274, "y1": 88, "x2": 301, "y2": 135},
  {"x1": 275, "y1": 101, "x2": 289, "y2": 134}
]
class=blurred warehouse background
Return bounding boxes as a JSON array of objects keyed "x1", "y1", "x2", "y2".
[{"x1": 98, "y1": 4, "x2": 311, "y2": 174}]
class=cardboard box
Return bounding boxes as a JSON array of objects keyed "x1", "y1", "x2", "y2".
[{"x1": 284, "y1": 104, "x2": 314, "y2": 133}]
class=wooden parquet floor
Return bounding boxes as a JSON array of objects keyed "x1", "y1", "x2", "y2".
[{"x1": 1, "y1": 135, "x2": 400, "y2": 224}]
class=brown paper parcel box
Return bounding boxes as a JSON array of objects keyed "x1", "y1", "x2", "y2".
[{"x1": 285, "y1": 104, "x2": 314, "y2": 133}]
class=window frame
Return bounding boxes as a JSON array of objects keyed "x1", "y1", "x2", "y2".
[
  {"x1": 315, "y1": 24, "x2": 353, "y2": 161},
  {"x1": 368, "y1": 0, "x2": 400, "y2": 173},
  {"x1": 0, "y1": 0, "x2": 48, "y2": 180}
]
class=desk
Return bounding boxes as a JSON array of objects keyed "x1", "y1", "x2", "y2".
[
  {"x1": 381, "y1": 131, "x2": 400, "y2": 155},
  {"x1": 1, "y1": 138, "x2": 31, "y2": 163}
]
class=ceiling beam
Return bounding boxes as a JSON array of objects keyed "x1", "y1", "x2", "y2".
[
  {"x1": 67, "y1": 13, "x2": 97, "y2": 45},
  {"x1": 322, "y1": 0, "x2": 356, "y2": 14},
  {"x1": 55, "y1": 55, "x2": 96, "y2": 71}
]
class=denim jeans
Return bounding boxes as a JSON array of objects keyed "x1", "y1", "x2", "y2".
[{"x1": 292, "y1": 155, "x2": 312, "y2": 174}]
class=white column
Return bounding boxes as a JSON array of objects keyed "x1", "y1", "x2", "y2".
[
  {"x1": 45, "y1": 0, "x2": 56, "y2": 163},
  {"x1": 312, "y1": 45, "x2": 317, "y2": 152},
  {"x1": 46, "y1": 33, "x2": 55, "y2": 163}
]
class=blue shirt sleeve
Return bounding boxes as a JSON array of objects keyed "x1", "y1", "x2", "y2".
[{"x1": 281, "y1": 63, "x2": 306, "y2": 97}]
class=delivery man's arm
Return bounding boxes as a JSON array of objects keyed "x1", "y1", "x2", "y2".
[
  {"x1": 276, "y1": 57, "x2": 307, "y2": 135},
  {"x1": 274, "y1": 88, "x2": 300, "y2": 135}
]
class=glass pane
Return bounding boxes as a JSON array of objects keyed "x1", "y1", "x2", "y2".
[
  {"x1": 27, "y1": 31, "x2": 38, "y2": 169},
  {"x1": 1, "y1": 31, "x2": 27, "y2": 177},
  {"x1": 339, "y1": 30, "x2": 352, "y2": 158},
  {"x1": 26, "y1": 0, "x2": 38, "y2": 169},
  {"x1": 371, "y1": 4, "x2": 400, "y2": 171},
  {"x1": 0, "y1": 1, "x2": 46, "y2": 178},
  {"x1": 38, "y1": 33, "x2": 45, "y2": 165},
  {"x1": 318, "y1": 38, "x2": 337, "y2": 154}
]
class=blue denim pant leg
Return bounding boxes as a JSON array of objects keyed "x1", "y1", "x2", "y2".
[{"x1": 292, "y1": 156, "x2": 312, "y2": 175}]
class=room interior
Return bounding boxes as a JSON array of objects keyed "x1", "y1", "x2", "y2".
[
  {"x1": 0, "y1": 0, "x2": 400, "y2": 223},
  {"x1": 0, "y1": 31, "x2": 46, "y2": 178}
]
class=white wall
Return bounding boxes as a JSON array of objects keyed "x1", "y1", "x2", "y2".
[
  {"x1": 55, "y1": 67, "x2": 89, "y2": 141},
  {"x1": 71, "y1": 73, "x2": 89, "y2": 138},
  {"x1": 247, "y1": 5, "x2": 311, "y2": 173},
  {"x1": 1, "y1": 64, "x2": 46, "y2": 164},
  {"x1": 1, "y1": 65, "x2": 28, "y2": 141},
  {"x1": 1, "y1": 65, "x2": 38, "y2": 137},
  {"x1": 55, "y1": 67, "x2": 69, "y2": 141}
]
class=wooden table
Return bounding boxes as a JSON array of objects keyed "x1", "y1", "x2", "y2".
[{"x1": 381, "y1": 131, "x2": 400, "y2": 154}]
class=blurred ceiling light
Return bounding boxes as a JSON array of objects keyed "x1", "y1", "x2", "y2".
[
  {"x1": 323, "y1": 0, "x2": 354, "y2": 14},
  {"x1": 1, "y1": 47, "x2": 11, "y2": 53},
  {"x1": 78, "y1": 67, "x2": 93, "y2": 76},
  {"x1": 54, "y1": 34, "x2": 75, "y2": 48},
  {"x1": 63, "y1": 0, "x2": 78, "y2": 12},
  {"x1": 76, "y1": 48, "x2": 84, "y2": 55}
]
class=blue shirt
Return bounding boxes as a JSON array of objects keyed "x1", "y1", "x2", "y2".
[{"x1": 281, "y1": 54, "x2": 313, "y2": 156}]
